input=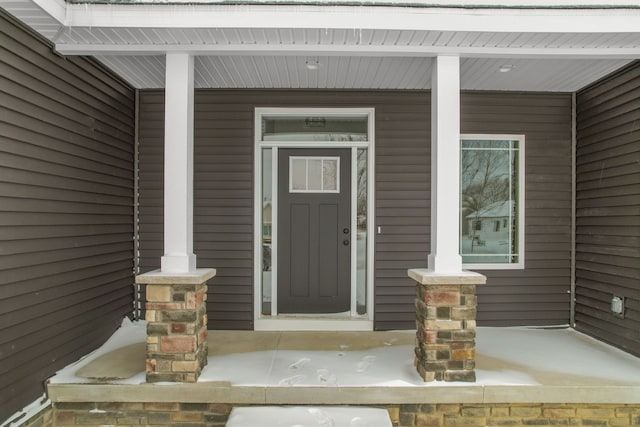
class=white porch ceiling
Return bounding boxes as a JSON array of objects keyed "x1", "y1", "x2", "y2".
[
  {"x1": 93, "y1": 55, "x2": 633, "y2": 92},
  {"x1": 2, "y1": 0, "x2": 639, "y2": 91}
]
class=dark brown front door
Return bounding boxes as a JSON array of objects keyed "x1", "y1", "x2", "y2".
[{"x1": 277, "y1": 148, "x2": 351, "y2": 314}]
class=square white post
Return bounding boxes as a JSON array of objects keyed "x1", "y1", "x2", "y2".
[
  {"x1": 428, "y1": 55, "x2": 463, "y2": 274},
  {"x1": 161, "y1": 52, "x2": 197, "y2": 273}
]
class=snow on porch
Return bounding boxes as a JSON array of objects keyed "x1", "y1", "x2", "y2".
[{"x1": 47, "y1": 319, "x2": 640, "y2": 405}]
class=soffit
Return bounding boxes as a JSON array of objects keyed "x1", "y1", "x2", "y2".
[
  {"x1": 1, "y1": 0, "x2": 639, "y2": 90},
  {"x1": 93, "y1": 55, "x2": 633, "y2": 91}
]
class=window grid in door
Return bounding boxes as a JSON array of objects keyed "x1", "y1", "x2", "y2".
[{"x1": 289, "y1": 156, "x2": 340, "y2": 193}]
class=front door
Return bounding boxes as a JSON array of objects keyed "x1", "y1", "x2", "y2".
[{"x1": 277, "y1": 148, "x2": 351, "y2": 314}]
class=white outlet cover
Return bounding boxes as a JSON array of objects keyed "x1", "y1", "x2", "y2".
[{"x1": 611, "y1": 296, "x2": 624, "y2": 315}]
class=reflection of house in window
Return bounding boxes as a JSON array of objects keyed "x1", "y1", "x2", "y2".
[
  {"x1": 465, "y1": 200, "x2": 514, "y2": 246},
  {"x1": 460, "y1": 135, "x2": 523, "y2": 267},
  {"x1": 262, "y1": 202, "x2": 272, "y2": 242},
  {"x1": 262, "y1": 202, "x2": 272, "y2": 272}
]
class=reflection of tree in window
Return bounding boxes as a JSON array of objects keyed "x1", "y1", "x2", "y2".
[
  {"x1": 322, "y1": 159, "x2": 338, "y2": 191},
  {"x1": 460, "y1": 138, "x2": 520, "y2": 264},
  {"x1": 357, "y1": 149, "x2": 367, "y2": 231}
]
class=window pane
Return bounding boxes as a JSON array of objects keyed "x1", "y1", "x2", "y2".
[
  {"x1": 356, "y1": 148, "x2": 368, "y2": 315},
  {"x1": 291, "y1": 158, "x2": 307, "y2": 191},
  {"x1": 460, "y1": 138, "x2": 521, "y2": 265},
  {"x1": 262, "y1": 115, "x2": 368, "y2": 141},
  {"x1": 322, "y1": 159, "x2": 338, "y2": 191},
  {"x1": 261, "y1": 149, "x2": 273, "y2": 316},
  {"x1": 308, "y1": 159, "x2": 322, "y2": 191}
]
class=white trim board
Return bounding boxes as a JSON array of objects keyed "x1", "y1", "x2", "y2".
[{"x1": 253, "y1": 108, "x2": 375, "y2": 331}]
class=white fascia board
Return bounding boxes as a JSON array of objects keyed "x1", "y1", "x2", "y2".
[
  {"x1": 347, "y1": 0, "x2": 640, "y2": 5},
  {"x1": 31, "y1": 0, "x2": 67, "y2": 25},
  {"x1": 61, "y1": 0, "x2": 640, "y2": 7},
  {"x1": 251, "y1": 0, "x2": 640, "y2": 5},
  {"x1": 55, "y1": 43, "x2": 640, "y2": 58},
  {"x1": 64, "y1": 4, "x2": 640, "y2": 33}
]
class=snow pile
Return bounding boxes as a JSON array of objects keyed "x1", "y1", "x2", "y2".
[
  {"x1": 226, "y1": 406, "x2": 392, "y2": 427},
  {"x1": 49, "y1": 318, "x2": 147, "y2": 384}
]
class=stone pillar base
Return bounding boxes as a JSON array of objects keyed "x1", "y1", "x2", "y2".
[
  {"x1": 136, "y1": 268, "x2": 216, "y2": 383},
  {"x1": 408, "y1": 269, "x2": 486, "y2": 382}
]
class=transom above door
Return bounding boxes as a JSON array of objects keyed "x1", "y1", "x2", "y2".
[{"x1": 254, "y1": 108, "x2": 375, "y2": 331}]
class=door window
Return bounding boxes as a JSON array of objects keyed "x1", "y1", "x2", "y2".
[{"x1": 289, "y1": 157, "x2": 340, "y2": 193}]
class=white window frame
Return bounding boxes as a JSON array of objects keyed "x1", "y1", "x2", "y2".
[
  {"x1": 253, "y1": 108, "x2": 375, "y2": 331},
  {"x1": 288, "y1": 156, "x2": 341, "y2": 193},
  {"x1": 460, "y1": 134, "x2": 525, "y2": 270}
]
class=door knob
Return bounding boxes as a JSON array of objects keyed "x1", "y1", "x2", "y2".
[{"x1": 343, "y1": 228, "x2": 349, "y2": 234}]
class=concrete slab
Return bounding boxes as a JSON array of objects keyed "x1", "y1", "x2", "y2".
[
  {"x1": 47, "y1": 382, "x2": 265, "y2": 404},
  {"x1": 75, "y1": 343, "x2": 145, "y2": 380},
  {"x1": 275, "y1": 331, "x2": 415, "y2": 352},
  {"x1": 47, "y1": 326, "x2": 640, "y2": 406},
  {"x1": 265, "y1": 386, "x2": 484, "y2": 405},
  {"x1": 207, "y1": 331, "x2": 281, "y2": 356}
]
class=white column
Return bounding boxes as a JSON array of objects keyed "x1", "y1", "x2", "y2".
[
  {"x1": 428, "y1": 55, "x2": 463, "y2": 274},
  {"x1": 161, "y1": 52, "x2": 197, "y2": 273}
]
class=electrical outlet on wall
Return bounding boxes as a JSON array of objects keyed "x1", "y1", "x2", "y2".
[{"x1": 611, "y1": 295, "x2": 625, "y2": 318}]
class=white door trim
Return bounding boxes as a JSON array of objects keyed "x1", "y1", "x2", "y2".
[{"x1": 253, "y1": 107, "x2": 375, "y2": 331}]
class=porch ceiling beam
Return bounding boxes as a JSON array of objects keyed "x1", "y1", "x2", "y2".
[
  {"x1": 54, "y1": 44, "x2": 640, "y2": 58},
  {"x1": 62, "y1": 4, "x2": 640, "y2": 34}
]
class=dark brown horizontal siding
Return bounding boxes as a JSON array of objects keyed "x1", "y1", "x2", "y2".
[
  {"x1": 138, "y1": 90, "x2": 572, "y2": 331},
  {"x1": 138, "y1": 91, "x2": 256, "y2": 330},
  {"x1": 137, "y1": 90, "x2": 431, "y2": 330},
  {"x1": 575, "y1": 61, "x2": 640, "y2": 356},
  {"x1": 461, "y1": 92, "x2": 573, "y2": 327},
  {"x1": 374, "y1": 93, "x2": 430, "y2": 330},
  {"x1": 0, "y1": 11, "x2": 135, "y2": 421}
]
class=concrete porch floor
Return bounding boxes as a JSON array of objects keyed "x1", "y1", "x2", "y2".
[{"x1": 47, "y1": 324, "x2": 640, "y2": 406}]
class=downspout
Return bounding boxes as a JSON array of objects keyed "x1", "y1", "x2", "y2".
[
  {"x1": 133, "y1": 89, "x2": 141, "y2": 320},
  {"x1": 570, "y1": 92, "x2": 577, "y2": 329}
]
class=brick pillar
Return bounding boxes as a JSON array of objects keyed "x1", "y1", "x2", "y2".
[
  {"x1": 135, "y1": 268, "x2": 216, "y2": 383},
  {"x1": 408, "y1": 269, "x2": 486, "y2": 382}
]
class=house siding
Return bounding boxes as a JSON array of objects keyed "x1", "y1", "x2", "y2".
[
  {"x1": 575, "y1": 61, "x2": 640, "y2": 356},
  {"x1": 137, "y1": 90, "x2": 572, "y2": 331},
  {"x1": 462, "y1": 92, "x2": 573, "y2": 327},
  {"x1": 0, "y1": 11, "x2": 135, "y2": 421}
]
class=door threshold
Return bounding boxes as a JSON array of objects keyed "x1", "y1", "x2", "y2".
[
  {"x1": 278, "y1": 310, "x2": 352, "y2": 318},
  {"x1": 255, "y1": 317, "x2": 373, "y2": 331}
]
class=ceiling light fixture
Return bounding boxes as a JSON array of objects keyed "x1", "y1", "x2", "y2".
[
  {"x1": 499, "y1": 65, "x2": 515, "y2": 73},
  {"x1": 305, "y1": 57, "x2": 320, "y2": 70}
]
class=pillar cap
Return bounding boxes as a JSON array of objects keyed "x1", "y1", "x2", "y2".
[
  {"x1": 135, "y1": 268, "x2": 216, "y2": 285},
  {"x1": 408, "y1": 268, "x2": 486, "y2": 285}
]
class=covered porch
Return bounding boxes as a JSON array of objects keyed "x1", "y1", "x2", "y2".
[{"x1": 1, "y1": 1, "x2": 639, "y2": 424}]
